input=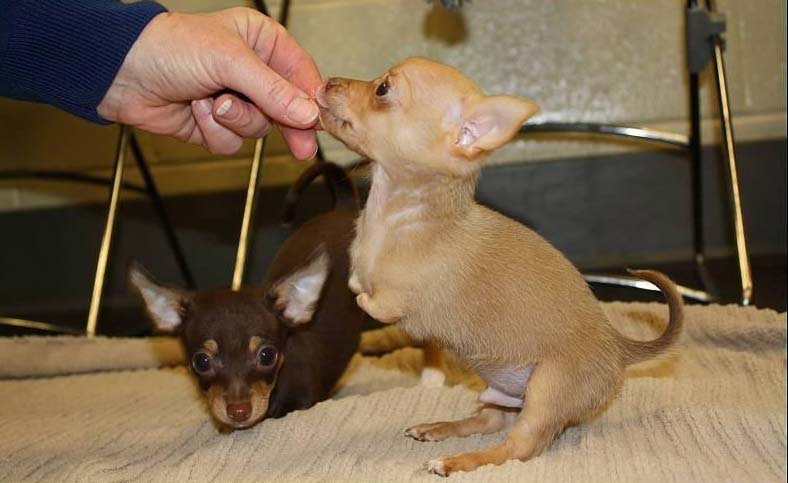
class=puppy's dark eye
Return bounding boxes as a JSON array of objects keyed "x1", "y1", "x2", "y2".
[
  {"x1": 375, "y1": 80, "x2": 390, "y2": 97},
  {"x1": 192, "y1": 352, "x2": 213, "y2": 374},
  {"x1": 257, "y1": 346, "x2": 278, "y2": 369}
]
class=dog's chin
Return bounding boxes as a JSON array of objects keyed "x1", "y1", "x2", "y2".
[
  {"x1": 217, "y1": 414, "x2": 265, "y2": 430},
  {"x1": 318, "y1": 106, "x2": 352, "y2": 135},
  {"x1": 319, "y1": 107, "x2": 370, "y2": 158},
  {"x1": 210, "y1": 403, "x2": 267, "y2": 431}
]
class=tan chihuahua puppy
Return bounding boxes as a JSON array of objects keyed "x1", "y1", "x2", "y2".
[{"x1": 317, "y1": 58, "x2": 683, "y2": 476}]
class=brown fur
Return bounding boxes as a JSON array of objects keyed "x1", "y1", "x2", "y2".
[
  {"x1": 128, "y1": 162, "x2": 365, "y2": 431},
  {"x1": 318, "y1": 57, "x2": 684, "y2": 476}
]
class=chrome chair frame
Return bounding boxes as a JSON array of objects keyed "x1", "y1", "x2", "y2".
[
  {"x1": 234, "y1": 0, "x2": 752, "y2": 305},
  {"x1": 4, "y1": 0, "x2": 747, "y2": 337},
  {"x1": 519, "y1": 0, "x2": 751, "y2": 305},
  {"x1": 232, "y1": 0, "x2": 287, "y2": 290},
  {"x1": 1, "y1": 127, "x2": 195, "y2": 336}
]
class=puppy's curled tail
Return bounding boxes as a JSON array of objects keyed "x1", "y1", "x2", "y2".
[
  {"x1": 619, "y1": 269, "x2": 684, "y2": 366},
  {"x1": 282, "y1": 161, "x2": 358, "y2": 226}
]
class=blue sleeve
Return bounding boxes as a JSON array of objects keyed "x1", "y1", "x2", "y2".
[{"x1": 0, "y1": 0, "x2": 167, "y2": 124}]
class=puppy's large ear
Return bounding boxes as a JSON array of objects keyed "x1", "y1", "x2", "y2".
[
  {"x1": 269, "y1": 245, "x2": 331, "y2": 327},
  {"x1": 453, "y1": 96, "x2": 539, "y2": 157},
  {"x1": 128, "y1": 260, "x2": 191, "y2": 332}
]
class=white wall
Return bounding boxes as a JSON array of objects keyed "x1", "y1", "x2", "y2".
[{"x1": 1, "y1": 0, "x2": 785, "y2": 210}]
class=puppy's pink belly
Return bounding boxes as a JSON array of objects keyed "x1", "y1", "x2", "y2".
[
  {"x1": 479, "y1": 387, "x2": 523, "y2": 408},
  {"x1": 477, "y1": 364, "x2": 534, "y2": 409}
]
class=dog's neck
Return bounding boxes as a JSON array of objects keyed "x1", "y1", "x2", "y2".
[{"x1": 364, "y1": 161, "x2": 478, "y2": 228}]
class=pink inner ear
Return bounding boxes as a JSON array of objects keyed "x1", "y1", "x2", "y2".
[
  {"x1": 456, "y1": 116, "x2": 494, "y2": 148},
  {"x1": 456, "y1": 125, "x2": 476, "y2": 147}
]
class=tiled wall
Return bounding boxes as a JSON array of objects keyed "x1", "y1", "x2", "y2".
[{"x1": 1, "y1": 0, "x2": 785, "y2": 210}]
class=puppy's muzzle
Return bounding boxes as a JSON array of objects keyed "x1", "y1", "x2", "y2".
[
  {"x1": 317, "y1": 77, "x2": 347, "y2": 106},
  {"x1": 226, "y1": 401, "x2": 252, "y2": 422},
  {"x1": 325, "y1": 77, "x2": 347, "y2": 92}
]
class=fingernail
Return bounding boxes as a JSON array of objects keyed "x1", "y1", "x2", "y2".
[
  {"x1": 215, "y1": 99, "x2": 232, "y2": 117},
  {"x1": 315, "y1": 83, "x2": 329, "y2": 108},
  {"x1": 307, "y1": 142, "x2": 319, "y2": 161},
  {"x1": 192, "y1": 99, "x2": 212, "y2": 115},
  {"x1": 286, "y1": 97, "x2": 319, "y2": 125}
]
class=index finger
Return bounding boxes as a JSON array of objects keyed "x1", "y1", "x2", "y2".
[
  {"x1": 269, "y1": 38, "x2": 323, "y2": 99},
  {"x1": 251, "y1": 21, "x2": 324, "y2": 157},
  {"x1": 220, "y1": 51, "x2": 319, "y2": 129},
  {"x1": 251, "y1": 21, "x2": 323, "y2": 99}
]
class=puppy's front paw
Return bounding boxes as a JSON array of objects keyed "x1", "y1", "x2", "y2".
[
  {"x1": 426, "y1": 454, "x2": 480, "y2": 476},
  {"x1": 419, "y1": 367, "x2": 446, "y2": 388},
  {"x1": 348, "y1": 272, "x2": 362, "y2": 294},
  {"x1": 426, "y1": 458, "x2": 448, "y2": 477},
  {"x1": 405, "y1": 426, "x2": 429, "y2": 442},
  {"x1": 356, "y1": 293, "x2": 400, "y2": 324},
  {"x1": 404, "y1": 422, "x2": 451, "y2": 442},
  {"x1": 355, "y1": 292, "x2": 373, "y2": 314}
]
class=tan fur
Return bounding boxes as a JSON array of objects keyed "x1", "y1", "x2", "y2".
[
  {"x1": 204, "y1": 348, "x2": 284, "y2": 430},
  {"x1": 206, "y1": 381, "x2": 271, "y2": 430},
  {"x1": 248, "y1": 335, "x2": 262, "y2": 354},
  {"x1": 358, "y1": 325, "x2": 415, "y2": 354},
  {"x1": 319, "y1": 57, "x2": 684, "y2": 476},
  {"x1": 203, "y1": 339, "x2": 218, "y2": 356}
]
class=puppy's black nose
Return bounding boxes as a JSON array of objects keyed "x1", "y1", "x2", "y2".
[{"x1": 227, "y1": 402, "x2": 252, "y2": 422}]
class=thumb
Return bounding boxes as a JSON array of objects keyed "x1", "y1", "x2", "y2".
[{"x1": 219, "y1": 50, "x2": 319, "y2": 129}]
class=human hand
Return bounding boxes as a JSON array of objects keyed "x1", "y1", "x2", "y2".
[{"x1": 97, "y1": 8, "x2": 322, "y2": 159}]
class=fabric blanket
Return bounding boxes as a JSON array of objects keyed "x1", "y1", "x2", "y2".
[{"x1": 0, "y1": 302, "x2": 785, "y2": 482}]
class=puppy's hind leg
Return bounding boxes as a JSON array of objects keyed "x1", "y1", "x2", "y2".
[
  {"x1": 426, "y1": 362, "x2": 595, "y2": 476},
  {"x1": 420, "y1": 340, "x2": 447, "y2": 387},
  {"x1": 358, "y1": 325, "x2": 413, "y2": 355},
  {"x1": 405, "y1": 406, "x2": 515, "y2": 442}
]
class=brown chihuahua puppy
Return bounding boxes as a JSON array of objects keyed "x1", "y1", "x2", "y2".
[
  {"x1": 129, "y1": 162, "x2": 365, "y2": 430},
  {"x1": 318, "y1": 58, "x2": 683, "y2": 476}
]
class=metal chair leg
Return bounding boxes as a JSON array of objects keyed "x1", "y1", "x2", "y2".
[
  {"x1": 232, "y1": 137, "x2": 267, "y2": 290},
  {"x1": 689, "y1": 78, "x2": 704, "y2": 259},
  {"x1": 583, "y1": 274, "x2": 713, "y2": 303},
  {"x1": 570, "y1": 1, "x2": 753, "y2": 305},
  {"x1": 231, "y1": 0, "x2": 288, "y2": 290},
  {"x1": 708, "y1": 28, "x2": 753, "y2": 305},
  {"x1": 0, "y1": 317, "x2": 84, "y2": 335},
  {"x1": 85, "y1": 126, "x2": 129, "y2": 337},
  {"x1": 128, "y1": 132, "x2": 196, "y2": 289},
  {"x1": 1, "y1": 126, "x2": 192, "y2": 335},
  {"x1": 688, "y1": 69, "x2": 721, "y2": 302},
  {"x1": 687, "y1": 1, "x2": 722, "y2": 302}
]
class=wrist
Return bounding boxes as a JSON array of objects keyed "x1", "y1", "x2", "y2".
[
  {"x1": 1, "y1": 0, "x2": 167, "y2": 124},
  {"x1": 97, "y1": 11, "x2": 171, "y2": 123}
]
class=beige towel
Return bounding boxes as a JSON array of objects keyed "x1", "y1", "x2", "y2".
[{"x1": 0, "y1": 302, "x2": 785, "y2": 482}]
